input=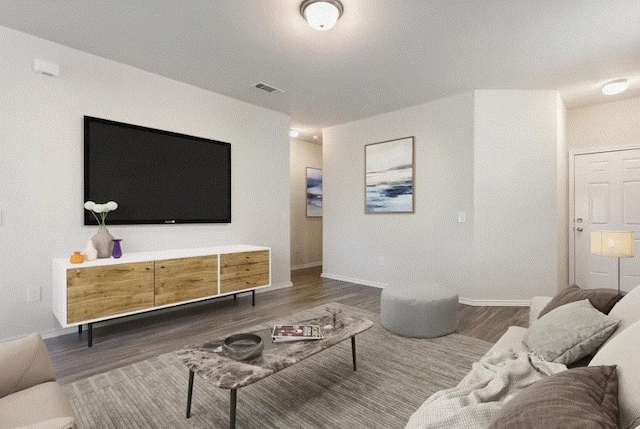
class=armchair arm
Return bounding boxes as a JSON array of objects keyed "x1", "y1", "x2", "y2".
[
  {"x1": 0, "y1": 333, "x2": 56, "y2": 399},
  {"x1": 13, "y1": 417, "x2": 75, "y2": 429}
]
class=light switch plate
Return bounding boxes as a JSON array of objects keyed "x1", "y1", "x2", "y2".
[{"x1": 457, "y1": 211, "x2": 466, "y2": 223}]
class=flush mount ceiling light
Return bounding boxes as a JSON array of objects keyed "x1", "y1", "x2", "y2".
[
  {"x1": 300, "y1": 0, "x2": 343, "y2": 31},
  {"x1": 290, "y1": 129, "x2": 300, "y2": 138},
  {"x1": 602, "y1": 78, "x2": 629, "y2": 95}
]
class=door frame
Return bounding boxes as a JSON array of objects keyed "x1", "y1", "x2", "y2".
[{"x1": 569, "y1": 144, "x2": 640, "y2": 286}]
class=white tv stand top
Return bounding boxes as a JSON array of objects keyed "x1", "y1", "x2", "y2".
[{"x1": 53, "y1": 244, "x2": 269, "y2": 269}]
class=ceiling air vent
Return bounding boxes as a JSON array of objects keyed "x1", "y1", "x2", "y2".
[{"x1": 254, "y1": 82, "x2": 284, "y2": 94}]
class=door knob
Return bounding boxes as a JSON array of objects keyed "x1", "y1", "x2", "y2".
[{"x1": 576, "y1": 227, "x2": 583, "y2": 232}]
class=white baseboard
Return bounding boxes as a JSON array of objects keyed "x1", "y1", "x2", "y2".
[
  {"x1": 41, "y1": 326, "x2": 76, "y2": 340},
  {"x1": 260, "y1": 281, "x2": 294, "y2": 292},
  {"x1": 291, "y1": 261, "x2": 322, "y2": 271},
  {"x1": 38, "y1": 281, "x2": 294, "y2": 341},
  {"x1": 1, "y1": 329, "x2": 66, "y2": 342},
  {"x1": 321, "y1": 273, "x2": 386, "y2": 289},
  {"x1": 458, "y1": 298, "x2": 531, "y2": 307},
  {"x1": 321, "y1": 273, "x2": 531, "y2": 307}
]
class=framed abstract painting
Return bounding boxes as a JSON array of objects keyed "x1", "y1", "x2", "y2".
[
  {"x1": 306, "y1": 167, "x2": 322, "y2": 217},
  {"x1": 365, "y1": 136, "x2": 414, "y2": 213}
]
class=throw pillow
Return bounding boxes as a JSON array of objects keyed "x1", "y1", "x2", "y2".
[
  {"x1": 488, "y1": 365, "x2": 618, "y2": 429},
  {"x1": 591, "y1": 319, "x2": 640, "y2": 429},
  {"x1": 538, "y1": 284, "x2": 623, "y2": 318},
  {"x1": 523, "y1": 300, "x2": 619, "y2": 365}
]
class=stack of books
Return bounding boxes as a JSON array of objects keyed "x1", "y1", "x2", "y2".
[{"x1": 271, "y1": 325, "x2": 324, "y2": 342}]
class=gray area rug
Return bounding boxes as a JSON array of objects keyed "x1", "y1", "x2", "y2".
[{"x1": 63, "y1": 304, "x2": 492, "y2": 428}]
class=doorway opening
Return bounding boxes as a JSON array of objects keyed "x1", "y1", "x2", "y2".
[{"x1": 290, "y1": 136, "x2": 323, "y2": 281}]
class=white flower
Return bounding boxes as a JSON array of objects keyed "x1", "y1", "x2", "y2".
[{"x1": 84, "y1": 200, "x2": 118, "y2": 226}]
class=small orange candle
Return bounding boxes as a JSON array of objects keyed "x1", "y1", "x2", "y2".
[{"x1": 70, "y1": 251, "x2": 85, "y2": 264}]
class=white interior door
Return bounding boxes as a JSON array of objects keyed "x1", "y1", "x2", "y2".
[{"x1": 574, "y1": 149, "x2": 640, "y2": 292}]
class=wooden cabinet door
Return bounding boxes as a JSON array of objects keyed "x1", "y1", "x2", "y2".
[
  {"x1": 67, "y1": 262, "x2": 154, "y2": 323},
  {"x1": 155, "y1": 255, "x2": 218, "y2": 306},
  {"x1": 220, "y1": 250, "x2": 270, "y2": 293}
]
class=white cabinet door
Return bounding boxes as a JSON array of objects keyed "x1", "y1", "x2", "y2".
[{"x1": 574, "y1": 149, "x2": 640, "y2": 291}]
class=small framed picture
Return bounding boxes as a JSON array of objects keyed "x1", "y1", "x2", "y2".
[
  {"x1": 365, "y1": 136, "x2": 414, "y2": 213},
  {"x1": 306, "y1": 167, "x2": 322, "y2": 217}
]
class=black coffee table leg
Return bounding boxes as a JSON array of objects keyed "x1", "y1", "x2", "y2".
[
  {"x1": 351, "y1": 336, "x2": 357, "y2": 371},
  {"x1": 230, "y1": 388, "x2": 237, "y2": 429},
  {"x1": 186, "y1": 370, "x2": 194, "y2": 418}
]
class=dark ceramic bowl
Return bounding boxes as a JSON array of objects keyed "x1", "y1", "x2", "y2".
[{"x1": 223, "y1": 333, "x2": 264, "y2": 361}]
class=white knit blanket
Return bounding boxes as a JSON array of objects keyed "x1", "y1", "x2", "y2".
[{"x1": 405, "y1": 349, "x2": 567, "y2": 429}]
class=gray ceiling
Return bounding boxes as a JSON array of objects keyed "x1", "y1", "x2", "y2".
[{"x1": 1, "y1": 0, "x2": 639, "y2": 142}]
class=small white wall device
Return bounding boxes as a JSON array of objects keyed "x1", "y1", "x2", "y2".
[{"x1": 33, "y1": 59, "x2": 60, "y2": 77}]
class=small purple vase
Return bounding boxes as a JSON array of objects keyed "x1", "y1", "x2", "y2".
[{"x1": 112, "y1": 239, "x2": 123, "y2": 259}]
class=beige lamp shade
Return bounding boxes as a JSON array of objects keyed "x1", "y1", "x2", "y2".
[{"x1": 591, "y1": 230, "x2": 635, "y2": 258}]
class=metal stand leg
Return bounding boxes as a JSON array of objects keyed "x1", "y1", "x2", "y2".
[
  {"x1": 78, "y1": 325, "x2": 83, "y2": 334},
  {"x1": 230, "y1": 389, "x2": 237, "y2": 429},
  {"x1": 252, "y1": 290, "x2": 255, "y2": 307},
  {"x1": 351, "y1": 336, "x2": 357, "y2": 371},
  {"x1": 617, "y1": 257, "x2": 621, "y2": 294},
  {"x1": 88, "y1": 323, "x2": 93, "y2": 347},
  {"x1": 186, "y1": 370, "x2": 194, "y2": 418}
]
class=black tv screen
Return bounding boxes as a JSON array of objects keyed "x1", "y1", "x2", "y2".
[{"x1": 84, "y1": 116, "x2": 231, "y2": 225}]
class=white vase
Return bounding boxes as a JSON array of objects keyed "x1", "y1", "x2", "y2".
[
  {"x1": 92, "y1": 227, "x2": 114, "y2": 258},
  {"x1": 83, "y1": 239, "x2": 98, "y2": 261}
]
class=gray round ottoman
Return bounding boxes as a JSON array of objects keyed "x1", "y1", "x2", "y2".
[{"x1": 380, "y1": 282, "x2": 458, "y2": 338}]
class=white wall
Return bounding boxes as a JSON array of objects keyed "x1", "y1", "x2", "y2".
[
  {"x1": 556, "y1": 95, "x2": 569, "y2": 291},
  {"x1": 323, "y1": 92, "x2": 476, "y2": 294},
  {"x1": 290, "y1": 138, "x2": 322, "y2": 270},
  {"x1": 323, "y1": 90, "x2": 566, "y2": 302},
  {"x1": 473, "y1": 91, "x2": 565, "y2": 301},
  {"x1": 0, "y1": 27, "x2": 291, "y2": 341},
  {"x1": 567, "y1": 97, "x2": 640, "y2": 151},
  {"x1": 565, "y1": 97, "x2": 640, "y2": 288}
]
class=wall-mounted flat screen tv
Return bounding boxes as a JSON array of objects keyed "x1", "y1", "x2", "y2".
[{"x1": 84, "y1": 116, "x2": 231, "y2": 225}]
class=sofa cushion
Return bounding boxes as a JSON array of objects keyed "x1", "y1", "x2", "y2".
[
  {"x1": 0, "y1": 382, "x2": 74, "y2": 428},
  {"x1": 0, "y1": 333, "x2": 56, "y2": 398},
  {"x1": 488, "y1": 365, "x2": 618, "y2": 429},
  {"x1": 590, "y1": 319, "x2": 640, "y2": 429},
  {"x1": 488, "y1": 326, "x2": 528, "y2": 354},
  {"x1": 606, "y1": 284, "x2": 640, "y2": 342},
  {"x1": 538, "y1": 284, "x2": 622, "y2": 318},
  {"x1": 523, "y1": 300, "x2": 619, "y2": 365}
]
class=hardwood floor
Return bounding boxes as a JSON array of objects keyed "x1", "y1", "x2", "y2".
[{"x1": 45, "y1": 266, "x2": 528, "y2": 384}]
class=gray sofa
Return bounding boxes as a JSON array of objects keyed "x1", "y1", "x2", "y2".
[{"x1": 0, "y1": 333, "x2": 75, "y2": 429}]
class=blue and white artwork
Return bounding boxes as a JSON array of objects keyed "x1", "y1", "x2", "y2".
[
  {"x1": 365, "y1": 137, "x2": 414, "y2": 213},
  {"x1": 306, "y1": 168, "x2": 322, "y2": 217}
]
